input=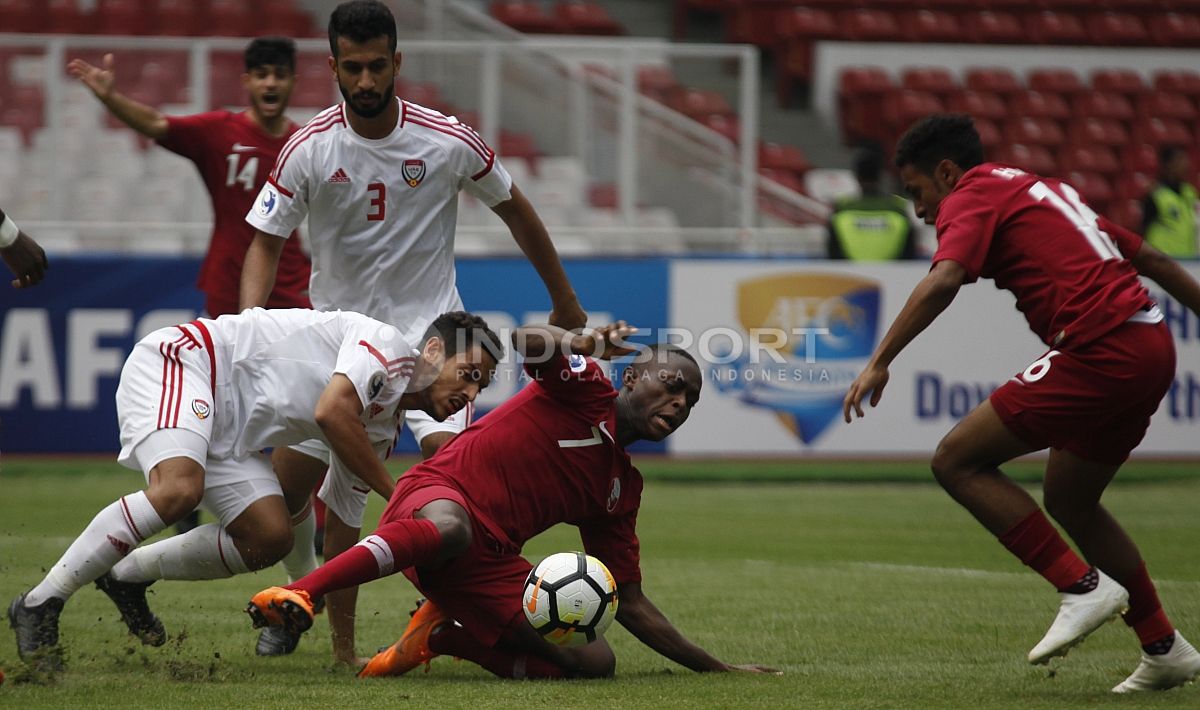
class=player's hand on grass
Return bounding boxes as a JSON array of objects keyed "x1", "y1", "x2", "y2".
[
  {"x1": 578, "y1": 321, "x2": 639, "y2": 360},
  {"x1": 843, "y1": 363, "x2": 889, "y2": 423},
  {"x1": 548, "y1": 298, "x2": 587, "y2": 331},
  {"x1": 67, "y1": 53, "x2": 117, "y2": 99},
  {"x1": 3, "y1": 231, "x2": 48, "y2": 288}
]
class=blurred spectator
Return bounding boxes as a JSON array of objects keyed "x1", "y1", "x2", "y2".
[
  {"x1": 827, "y1": 145, "x2": 918, "y2": 260},
  {"x1": 1141, "y1": 145, "x2": 1199, "y2": 258}
]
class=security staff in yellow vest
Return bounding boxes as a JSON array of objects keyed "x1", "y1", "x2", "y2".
[
  {"x1": 1141, "y1": 145, "x2": 1199, "y2": 258},
  {"x1": 827, "y1": 146, "x2": 918, "y2": 261}
]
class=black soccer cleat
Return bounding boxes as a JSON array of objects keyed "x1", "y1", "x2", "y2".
[
  {"x1": 256, "y1": 624, "x2": 302, "y2": 656},
  {"x1": 95, "y1": 574, "x2": 167, "y2": 646},
  {"x1": 8, "y1": 592, "x2": 65, "y2": 671}
]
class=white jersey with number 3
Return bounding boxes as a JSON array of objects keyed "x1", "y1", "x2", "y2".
[{"x1": 245, "y1": 99, "x2": 513, "y2": 345}]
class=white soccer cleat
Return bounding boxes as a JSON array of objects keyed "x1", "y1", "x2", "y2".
[
  {"x1": 1028, "y1": 570, "x2": 1129, "y2": 665},
  {"x1": 1112, "y1": 632, "x2": 1200, "y2": 693}
]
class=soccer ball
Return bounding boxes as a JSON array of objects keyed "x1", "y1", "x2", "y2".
[{"x1": 522, "y1": 551, "x2": 618, "y2": 647}]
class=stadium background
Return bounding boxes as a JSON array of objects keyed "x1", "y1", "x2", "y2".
[{"x1": 2, "y1": 0, "x2": 1198, "y2": 459}]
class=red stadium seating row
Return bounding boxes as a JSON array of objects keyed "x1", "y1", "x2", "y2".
[
  {"x1": 0, "y1": 0, "x2": 321, "y2": 38},
  {"x1": 489, "y1": 1, "x2": 624, "y2": 35}
]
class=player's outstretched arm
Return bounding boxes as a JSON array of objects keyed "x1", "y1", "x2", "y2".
[
  {"x1": 616, "y1": 582, "x2": 780, "y2": 674},
  {"x1": 843, "y1": 259, "x2": 965, "y2": 423},
  {"x1": 239, "y1": 231, "x2": 286, "y2": 310},
  {"x1": 491, "y1": 184, "x2": 587, "y2": 330},
  {"x1": 0, "y1": 208, "x2": 47, "y2": 288},
  {"x1": 513, "y1": 322, "x2": 638, "y2": 374},
  {"x1": 314, "y1": 375, "x2": 396, "y2": 501},
  {"x1": 67, "y1": 53, "x2": 168, "y2": 140},
  {"x1": 1130, "y1": 240, "x2": 1200, "y2": 317}
]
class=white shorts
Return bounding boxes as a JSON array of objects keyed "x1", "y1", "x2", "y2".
[
  {"x1": 294, "y1": 405, "x2": 473, "y2": 528},
  {"x1": 116, "y1": 325, "x2": 215, "y2": 469},
  {"x1": 127, "y1": 428, "x2": 283, "y2": 528}
]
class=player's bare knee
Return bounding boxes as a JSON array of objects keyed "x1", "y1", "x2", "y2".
[
  {"x1": 576, "y1": 646, "x2": 616, "y2": 678},
  {"x1": 929, "y1": 442, "x2": 965, "y2": 489},
  {"x1": 434, "y1": 516, "x2": 472, "y2": 557},
  {"x1": 146, "y1": 470, "x2": 204, "y2": 520}
]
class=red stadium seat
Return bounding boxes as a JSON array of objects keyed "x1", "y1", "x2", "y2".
[
  {"x1": 256, "y1": 0, "x2": 316, "y2": 38},
  {"x1": 0, "y1": 0, "x2": 41, "y2": 32},
  {"x1": 1025, "y1": 11, "x2": 1090, "y2": 45},
  {"x1": 900, "y1": 67, "x2": 958, "y2": 98},
  {"x1": 702, "y1": 113, "x2": 741, "y2": 144},
  {"x1": 947, "y1": 90, "x2": 1008, "y2": 123},
  {"x1": 1154, "y1": 70, "x2": 1200, "y2": 99},
  {"x1": 1027, "y1": 69, "x2": 1085, "y2": 97},
  {"x1": 667, "y1": 88, "x2": 734, "y2": 120},
  {"x1": 554, "y1": 2, "x2": 624, "y2": 36},
  {"x1": 489, "y1": 1, "x2": 559, "y2": 33},
  {"x1": 1107, "y1": 199, "x2": 1143, "y2": 233},
  {"x1": 965, "y1": 67, "x2": 1022, "y2": 97},
  {"x1": 45, "y1": 0, "x2": 87, "y2": 34},
  {"x1": 1004, "y1": 117, "x2": 1065, "y2": 148},
  {"x1": 1059, "y1": 145, "x2": 1120, "y2": 176},
  {"x1": 1125, "y1": 143, "x2": 1159, "y2": 175},
  {"x1": 206, "y1": 0, "x2": 253, "y2": 36},
  {"x1": 839, "y1": 9, "x2": 904, "y2": 42},
  {"x1": 975, "y1": 118, "x2": 1003, "y2": 149},
  {"x1": 725, "y1": 0, "x2": 792, "y2": 46},
  {"x1": 1115, "y1": 172, "x2": 1155, "y2": 201},
  {"x1": 963, "y1": 11, "x2": 1025, "y2": 44},
  {"x1": 1089, "y1": 12, "x2": 1151, "y2": 46},
  {"x1": 1148, "y1": 13, "x2": 1200, "y2": 47},
  {"x1": 498, "y1": 131, "x2": 540, "y2": 161},
  {"x1": 1065, "y1": 171, "x2": 1114, "y2": 212},
  {"x1": 1068, "y1": 117, "x2": 1130, "y2": 147},
  {"x1": 1072, "y1": 92, "x2": 1134, "y2": 122},
  {"x1": 884, "y1": 90, "x2": 944, "y2": 144},
  {"x1": 149, "y1": 0, "x2": 204, "y2": 36},
  {"x1": 759, "y1": 141, "x2": 810, "y2": 174},
  {"x1": 1140, "y1": 92, "x2": 1198, "y2": 121},
  {"x1": 1132, "y1": 117, "x2": 1192, "y2": 147},
  {"x1": 95, "y1": 0, "x2": 150, "y2": 35},
  {"x1": 904, "y1": 9, "x2": 962, "y2": 43},
  {"x1": 672, "y1": 0, "x2": 738, "y2": 40},
  {"x1": 994, "y1": 143, "x2": 1056, "y2": 176},
  {"x1": 1011, "y1": 91, "x2": 1070, "y2": 123},
  {"x1": 774, "y1": 7, "x2": 839, "y2": 105},
  {"x1": 837, "y1": 67, "x2": 895, "y2": 143},
  {"x1": 1091, "y1": 69, "x2": 1147, "y2": 100},
  {"x1": 637, "y1": 65, "x2": 680, "y2": 101}
]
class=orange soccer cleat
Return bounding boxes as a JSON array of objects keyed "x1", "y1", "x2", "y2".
[
  {"x1": 245, "y1": 586, "x2": 315, "y2": 634},
  {"x1": 358, "y1": 599, "x2": 449, "y2": 678}
]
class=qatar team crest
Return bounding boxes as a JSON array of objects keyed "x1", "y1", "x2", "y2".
[
  {"x1": 708, "y1": 273, "x2": 881, "y2": 444},
  {"x1": 402, "y1": 159, "x2": 426, "y2": 187},
  {"x1": 192, "y1": 399, "x2": 211, "y2": 420}
]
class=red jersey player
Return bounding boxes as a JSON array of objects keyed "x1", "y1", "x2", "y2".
[
  {"x1": 843, "y1": 114, "x2": 1200, "y2": 693},
  {"x1": 247, "y1": 322, "x2": 778, "y2": 678},
  {"x1": 67, "y1": 37, "x2": 311, "y2": 317}
]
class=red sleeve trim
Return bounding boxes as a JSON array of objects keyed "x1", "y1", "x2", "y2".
[
  {"x1": 470, "y1": 151, "x2": 496, "y2": 181},
  {"x1": 267, "y1": 176, "x2": 294, "y2": 199}
]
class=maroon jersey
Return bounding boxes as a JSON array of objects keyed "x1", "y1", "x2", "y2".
[
  {"x1": 408, "y1": 354, "x2": 643, "y2": 584},
  {"x1": 933, "y1": 163, "x2": 1153, "y2": 348},
  {"x1": 159, "y1": 111, "x2": 311, "y2": 316}
]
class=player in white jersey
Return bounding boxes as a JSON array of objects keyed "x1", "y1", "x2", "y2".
[
  {"x1": 7, "y1": 309, "x2": 503, "y2": 671},
  {"x1": 239, "y1": 0, "x2": 587, "y2": 664}
]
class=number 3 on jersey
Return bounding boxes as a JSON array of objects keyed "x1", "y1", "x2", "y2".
[
  {"x1": 367, "y1": 182, "x2": 386, "y2": 221},
  {"x1": 225, "y1": 153, "x2": 259, "y2": 191}
]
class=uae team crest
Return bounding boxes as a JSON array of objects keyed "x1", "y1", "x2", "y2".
[
  {"x1": 708, "y1": 273, "x2": 881, "y2": 444},
  {"x1": 402, "y1": 159, "x2": 426, "y2": 187}
]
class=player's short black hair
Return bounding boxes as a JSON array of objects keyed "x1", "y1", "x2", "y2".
[
  {"x1": 628, "y1": 343, "x2": 699, "y2": 374},
  {"x1": 423, "y1": 311, "x2": 506, "y2": 364},
  {"x1": 894, "y1": 113, "x2": 985, "y2": 175},
  {"x1": 853, "y1": 143, "x2": 886, "y2": 184},
  {"x1": 1159, "y1": 144, "x2": 1188, "y2": 168},
  {"x1": 328, "y1": 0, "x2": 397, "y2": 57},
  {"x1": 244, "y1": 36, "x2": 296, "y2": 72}
]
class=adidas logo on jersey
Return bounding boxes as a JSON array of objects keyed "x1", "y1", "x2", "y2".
[{"x1": 328, "y1": 168, "x2": 351, "y2": 183}]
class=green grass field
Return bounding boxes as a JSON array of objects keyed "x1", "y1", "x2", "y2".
[{"x1": 1, "y1": 458, "x2": 1198, "y2": 709}]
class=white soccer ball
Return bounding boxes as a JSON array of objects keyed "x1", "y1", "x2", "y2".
[{"x1": 522, "y1": 551, "x2": 618, "y2": 647}]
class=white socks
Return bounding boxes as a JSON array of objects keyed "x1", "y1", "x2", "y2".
[
  {"x1": 110, "y1": 523, "x2": 249, "y2": 582},
  {"x1": 281, "y1": 508, "x2": 318, "y2": 583},
  {"x1": 25, "y1": 491, "x2": 165, "y2": 606}
]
